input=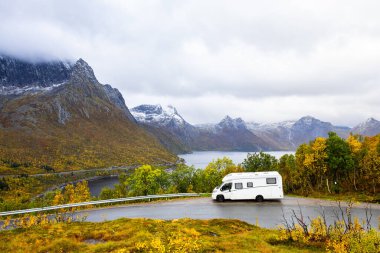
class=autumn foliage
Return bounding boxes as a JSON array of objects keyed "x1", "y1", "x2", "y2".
[{"x1": 278, "y1": 133, "x2": 380, "y2": 198}]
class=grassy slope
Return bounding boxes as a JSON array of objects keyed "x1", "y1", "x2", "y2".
[
  {"x1": 0, "y1": 92, "x2": 177, "y2": 175},
  {"x1": 0, "y1": 218, "x2": 323, "y2": 253}
]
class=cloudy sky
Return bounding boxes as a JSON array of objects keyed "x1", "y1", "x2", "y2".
[{"x1": 1, "y1": 0, "x2": 380, "y2": 126}]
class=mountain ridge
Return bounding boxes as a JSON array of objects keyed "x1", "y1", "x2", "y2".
[{"x1": 131, "y1": 104, "x2": 380, "y2": 153}]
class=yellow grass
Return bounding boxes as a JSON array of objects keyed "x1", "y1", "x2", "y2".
[{"x1": 0, "y1": 218, "x2": 323, "y2": 253}]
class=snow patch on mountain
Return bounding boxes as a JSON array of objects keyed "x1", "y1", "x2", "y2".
[
  {"x1": 216, "y1": 116, "x2": 247, "y2": 130},
  {"x1": 352, "y1": 118, "x2": 380, "y2": 136},
  {"x1": 246, "y1": 120, "x2": 296, "y2": 131},
  {"x1": 0, "y1": 83, "x2": 65, "y2": 95},
  {"x1": 131, "y1": 104, "x2": 186, "y2": 126}
]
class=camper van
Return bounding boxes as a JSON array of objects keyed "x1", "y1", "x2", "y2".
[{"x1": 212, "y1": 171, "x2": 283, "y2": 202}]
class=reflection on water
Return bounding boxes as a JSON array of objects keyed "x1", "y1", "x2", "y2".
[
  {"x1": 88, "y1": 176, "x2": 120, "y2": 197},
  {"x1": 179, "y1": 151, "x2": 295, "y2": 169}
]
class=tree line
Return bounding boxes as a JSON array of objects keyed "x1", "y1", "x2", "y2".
[
  {"x1": 100, "y1": 132, "x2": 379, "y2": 199},
  {"x1": 279, "y1": 133, "x2": 379, "y2": 196}
]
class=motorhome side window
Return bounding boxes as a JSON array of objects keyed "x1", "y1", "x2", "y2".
[
  {"x1": 221, "y1": 183, "x2": 232, "y2": 191},
  {"x1": 266, "y1": 178, "x2": 277, "y2": 184},
  {"x1": 247, "y1": 182, "x2": 253, "y2": 188},
  {"x1": 235, "y1": 183, "x2": 243, "y2": 189}
]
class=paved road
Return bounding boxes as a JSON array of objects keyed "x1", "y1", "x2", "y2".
[{"x1": 83, "y1": 197, "x2": 380, "y2": 228}]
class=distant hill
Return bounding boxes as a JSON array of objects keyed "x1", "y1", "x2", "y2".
[
  {"x1": 131, "y1": 104, "x2": 380, "y2": 153},
  {"x1": 193, "y1": 116, "x2": 272, "y2": 151},
  {"x1": 351, "y1": 118, "x2": 380, "y2": 136},
  {"x1": 248, "y1": 116, "x2": 352, "y2": 149},
  {"x1": 0, "y1": 55, "x2": 176, "y2": 174}
]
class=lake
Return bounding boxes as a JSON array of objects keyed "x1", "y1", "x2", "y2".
[
  {"x1": 88, "y1": 176, "x2": 120, "y2": 197},
  {"x1": 178, "y1": 151, "x2": 295, "y2": 169}
]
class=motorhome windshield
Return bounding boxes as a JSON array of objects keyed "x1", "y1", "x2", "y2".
[{"x1": 220, "y1": 183, "x2": 232, "y2": 191}]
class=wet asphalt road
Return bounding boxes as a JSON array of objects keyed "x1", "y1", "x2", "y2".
[{"x1": 83, "y1": 197, "x2": 380, "y2": 228}]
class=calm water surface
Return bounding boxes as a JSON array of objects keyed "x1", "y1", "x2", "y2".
[
  {"x1": 179, "y1": 151, "x2": 295, "y2": 169},
  {"x1": 88, "y1": 176, "x2": 120, "y2": 197}
]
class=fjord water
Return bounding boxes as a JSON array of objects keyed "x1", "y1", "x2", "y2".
[
  {"x1": 178, "y1": 151, "x2": 295, "y2": 169},
  {"x1": 88, "y1": 176, "x2": 120, "y2": 197}
]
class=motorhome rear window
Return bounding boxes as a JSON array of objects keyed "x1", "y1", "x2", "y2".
[
  {"x1": 266, "y1": 178, "x2": 277, "y2": 184},
  {"x1": 235, "y1": 183, "x2": 243, "y2": 189},
  {"x1": 247, "y1": 182, "x2": 253, "y2": 188}
]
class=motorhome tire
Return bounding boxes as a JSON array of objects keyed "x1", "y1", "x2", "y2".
[
  {"x1": 256, "y1": 195, "x2": 264, "y2": 202},
  {"x1": 216, "y1": 195, "x2": 225, "y2": 202}
]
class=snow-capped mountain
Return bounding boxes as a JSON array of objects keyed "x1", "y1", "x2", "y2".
[
  {"x1": 131, "y1": 107, "x2": 272, "y2": 152},
  {"x1": 130, "y1": 103, "x2": 380, "y2": 152},
  {"x1": 198, "y1": 116, "x2": 249, "y2": 133},
  {"x1": 216, "y1": 116, "x2": 247, "y2": 130},
  {"x1": 249, "y1": 116, "x2": 351, "y2": 149},
  {"x1": 131, "y1": 104, "x2": 186, "y2": 127},
  {"x1": 0, "y1": 56, "x2": 135, "y2": 122},
  {"x1": 131, "y1": 104, "x2": 198, "y2": 153},
  {"x1": 246, "y1": 120, "x2": 296, "y2": 131},
  {"x1": 352, "y1": 118, "x2": 380, "y2": 136}
]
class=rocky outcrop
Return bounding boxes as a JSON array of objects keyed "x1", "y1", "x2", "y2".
[{"x1": 0, "y1": 55, "x2": 72, "y2": 88}]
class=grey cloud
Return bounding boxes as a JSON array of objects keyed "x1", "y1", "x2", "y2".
[{"x1": 1, "y1": 0, "x2": 380, "y2": 125}]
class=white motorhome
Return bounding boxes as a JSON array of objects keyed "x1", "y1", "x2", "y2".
[{"x1": 211, "y1": 171, "x2": 283, "y2": 202}]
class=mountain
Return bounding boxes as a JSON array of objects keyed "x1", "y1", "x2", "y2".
[
  {"x1": 0, "y1": 55, "x2": 176, "y2": 174},
  {"x1": 246, "y1": 120, "x2": 297, "y2": 150},
  {"x1": 131, "y1": 107, "x2": 271, "y2": 152},
  {"x1": 131, "y1": 105, "x2": 196, "y2": 153},
  {"x1": 194, "y1": 116, "x2": 271, "y2": 151},
  {"x1": 131, "y1": 106, "x2": 361, "y2": 153},
  {"x1": 249, "y1": 116, "x2": 351, "y2": 149},
  {"x1": 352, "y1": 118, "x2": 380, "y2": 136},
  {"x1": 0, "y1": 55, "x2": 73, "y2": 90}
]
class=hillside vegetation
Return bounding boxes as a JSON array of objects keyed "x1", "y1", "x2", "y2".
[
  {"x1": 0, "y1": 106, "x2": 176, "y2": 174},
  {"x1": 0, "y1": 58, "x2": 177, "y2": 175},
  {"x1": 0, "y1": 218, "x2": 322, "y2": 253}
]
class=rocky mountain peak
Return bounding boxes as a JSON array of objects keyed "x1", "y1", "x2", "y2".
[
  {"x1": 70, "y1": 58, "x2": 98, "y2": 84},
  {"x1": 166, "y1": 105, "x2": 179, "y2": 115},
  {"x1": 217, "y1": 115, "x2": 247, "y2": 130},
  {"x1": 1, "y1": 55, "x2": 137, "y2": 125},
  {"x1": 102, "y1": 84, "x2": 135, "y2": 122},
  {"x1": 293, "y1": 116, "x2": 332, "y2": 128},
  {"x1": 352, "y1": 117, "x2": 380, "y2": 136},
  {"x1": 366, "y1": 117, "x2": 378, "y2": 124},
  {"x1": 0, "y1": 54, "x2": 73, "y2": 92},
  {"x1": 132, "y1": 104, "x2": 163, "y2": 115},
  {"x1": 297, "y1": 116, "x2": 317, "y2": 125},
  {"x1": 131, "y1": 104, "x2": 186, "y2": 126}
]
